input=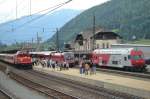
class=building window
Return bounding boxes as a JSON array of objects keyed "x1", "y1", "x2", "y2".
[
  {"x1": 97, "y1": 44, "x2": 99, "y2": 48},
  {"x1": 102, "y1": 43, "x2": 105, "y2": 49},
  {"x1": 106, "y1": 42, "x2": 109, "y2": 48}
]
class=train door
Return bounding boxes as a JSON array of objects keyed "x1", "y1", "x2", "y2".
[{"x1": 122, "y1": 54, "x2": 131, "y2": 67}]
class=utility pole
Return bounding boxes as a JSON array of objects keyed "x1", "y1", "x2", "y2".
[
  {"x1": 16, "y1": 0, "x2": 18, "y2": 19},
  {"x1": 32, "y1": 38, "x2": 33, "y2": 45},
  {"x1": 36, "y1": 32, "x2": 40, "y2": 51},
  {"x1": 31, "y1": 38, "x2": 33, "y2": 51},
  {"x1": 92, "y1": 14, "x2": 96, "y2": 50},
  {"x1": 37, "y1": 32, "x2": 39, "y2": 45},
  {"x1": 29, "y1": 0, "x2": 31, "y2": 16},
  {"x1": 42, "y1": 28, "x2": 44, "y2": 32},
  {"x1": 56, "y1": 28, "x2": 59, "y2": 52}
]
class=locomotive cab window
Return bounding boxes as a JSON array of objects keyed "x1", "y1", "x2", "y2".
[
  {"x1": 128, "y1": 55, "x2": 131, "y2": 59},
  {"x1": 132, "y1": 55, "x2": 143, "y2": 60}
]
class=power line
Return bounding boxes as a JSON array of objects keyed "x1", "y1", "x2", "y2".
[
  {"x1": 1, "y1": 0, "x2": 72, "y2": 32},
  {"x1": 29, "y1": 0, "x2": 31, "y2": 16},
  {"x1": 16, "y1": 0, "x2": 18, "y2": 19},
  {"x1": 13, "y1": 0, "x2": 72, "y2": 31},
  {"x1": 0, "y1": 0, "x2": 6, "y2": 5}
]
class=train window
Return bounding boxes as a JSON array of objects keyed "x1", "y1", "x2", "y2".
[
  {"x1": 112, "y1": 61, "x2": 118, "y2": 65},
  {"x1": 106, "y1": 43, "x2": 109, "y2": 48},
  {"x1": 102, "y1": 60, "x2": 105, "y2": 64},
  {"x1": 124, "y1": 57, "x2": 127, "y2": 61}
]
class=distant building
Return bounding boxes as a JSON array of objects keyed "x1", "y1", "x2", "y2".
[{"x1": 72, "y1": 28, "x2": 122, "y2": 52}]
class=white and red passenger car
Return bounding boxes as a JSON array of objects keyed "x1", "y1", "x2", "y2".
[
  {"x1": 91, "y1": 48, "x2": 146, "y2": 71},
  {"x1": 0, "y1": 51, "x2": 32, "y2": 68}
]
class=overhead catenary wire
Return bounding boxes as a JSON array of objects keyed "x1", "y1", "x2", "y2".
[
  {"x1": 0, "y1": 0, "x2": 28, "y2": 27},
  {"x1": 13, "y1": 0, "x2": 72, "y2": 31},
  {"x1": 0, "y1": 0, "x2": 6, "y2": 5},
  {"x1": 0, "y1": 0, "x2": 72, "y2": 31}
]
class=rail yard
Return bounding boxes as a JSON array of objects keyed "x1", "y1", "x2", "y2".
[
  {"x1": 1, "y1": 0, "x2": 150, "y2": 99},
  {"x1": 0, "y1": 60, "x2": 150, "y2": 99}
]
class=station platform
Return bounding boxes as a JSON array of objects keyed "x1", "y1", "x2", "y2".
[{"x1": 33, "y1": 65, "x2": 150, "y2": 99}]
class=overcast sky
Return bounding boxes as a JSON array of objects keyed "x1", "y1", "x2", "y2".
[{"x1": 0, "y1": 0, "x2": 109, "y2": 23}]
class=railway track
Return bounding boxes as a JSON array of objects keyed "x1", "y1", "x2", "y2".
[
  {"x1": 96, "y1": 67, "x2": 150, "y2": 79},
  {"x1": 1, "y1": 62, "x2": 77, "y2": 99},
  {"x1": 24, "y1": 70, "x2": 143, "y2": 99},
  {"x1": 9, "y1": 72, "x2": 77, "y2": 99},
  {"x1": 0, "y1": 90, "x2": 12, "y2": 99},
  {"x1": 0, "y1": 62, "x2": 144, "y2": 99}
]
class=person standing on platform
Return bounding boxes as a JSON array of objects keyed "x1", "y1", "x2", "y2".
[
  {"x1": 89, "y1": 61, "x2": 93, "y2": 75},
  {"x1": 53, "y1": 61, "x2": 56, "y2": 70},
  {"x1": 66, "y1": 62, "x2": 69, "y2": 70},
  {"x1": 59, "y1": 62, "x2": 62, "y2": 71},
  {"x1": 56, "y1": 61, "x2": 59, "y2": 71},
  {"x1": 51, "y1": 61, "x2": 55, "y2": 70},
  {"x1": 85, "y1": 62, "x2": 89, "y2": 75},
  {"x1": 63, "y1": 61, "x2": 67, "y2": 70},
  {"x1": 49, "y1": 59, "x2": 52, "y2": 68},
  {"x1": 79, "y1": 61, "x2": 83, "y2": 74},
  {"x1": 47, "y1": 59, "x2": 50, "y2": 68},
  {"x1": 92, "y1": 63, "x2": 97, "y2": 74}
]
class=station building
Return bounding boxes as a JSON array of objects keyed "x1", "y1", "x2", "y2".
[{"x1": 71, "y1": 28, "x2": 122, "y2": 53}]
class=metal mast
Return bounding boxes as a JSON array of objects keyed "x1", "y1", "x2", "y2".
[
  {"x1": 92, "y1": 14, "x2": 96, "y2": 50},
  {"x1": 56, "y1": 28, "x2": 59, "y2": 51}
]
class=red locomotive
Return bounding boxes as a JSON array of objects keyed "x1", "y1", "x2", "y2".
[
  {"x1": 0, "y1": 50, "x2": 32, "y2": 69},
  {"x1": 91, "y1": 48, "x2": 146, "y2": 71}
]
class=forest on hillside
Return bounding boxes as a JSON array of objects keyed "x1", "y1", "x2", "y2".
[{"x1": 47, "y1": 0, "x2": 150, "y2": 48}]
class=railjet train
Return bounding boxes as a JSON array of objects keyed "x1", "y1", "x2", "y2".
[{"x1": 91, "y1": 48, "x2": 146, "y2": 71}]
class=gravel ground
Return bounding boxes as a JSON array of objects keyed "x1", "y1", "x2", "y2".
[{"x1": 0, "y1": 71, "x2": 48, "y2": 99}]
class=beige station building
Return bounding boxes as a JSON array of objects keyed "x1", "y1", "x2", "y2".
[{"x1": 71, "y1": 28, "x2": 122, "y2": 53}]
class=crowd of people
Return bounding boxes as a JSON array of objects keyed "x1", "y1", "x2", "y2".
[
  {"x1": 79, "y1": 60, "x2": 96, "y2": 75},
  {"x1": 33, "y1": 58, "x2": 97, "y2": 75},
  {"x1": 33, "y1": 58, "x2": 70, "y2": 71}
]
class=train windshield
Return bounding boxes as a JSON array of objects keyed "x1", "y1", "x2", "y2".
[
  {"x1": 132, "y1": 55, "x2": 143, "y2": 60},
  {"x1": 64, "y1": 52, "x2": 74, "y2": 60}
]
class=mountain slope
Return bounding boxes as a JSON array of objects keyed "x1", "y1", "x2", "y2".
[
  {"x1": 47, "y1": 0, "x2": 150, "y2": 47},
  {"x1": 0, "y1": 9, "x2": 81, "y2": 44}
]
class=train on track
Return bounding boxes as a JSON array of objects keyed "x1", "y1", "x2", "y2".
[
  {"x1": 0, "y1": 50, "x2": 32, "y2": 69},
  {"x1": 91, "y1": 48, "x2": 146, "y2": 71},
  {"x1": 30, "y1": 51, "x2": 75, "y2": 67},
  {"x1": 111, "y1": 44, "x2": 150, "y2": 65},
  {"x1": 1, "y1": 47, "x2": 146, "y2": 71}
]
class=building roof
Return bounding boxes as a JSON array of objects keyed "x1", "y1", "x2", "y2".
[
  {"x1": 74, "y1": 27, "x2": 104, "y2": 42},
  {"x1": 75, "y1": 30, "x2": 122, "y2": 42},
  {"x1": 91, "y1": 32, "x2": 122, "y2": 40}
]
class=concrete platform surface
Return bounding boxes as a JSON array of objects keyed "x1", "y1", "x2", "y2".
[{"x1": 33, "y1": 65, "x2": 150, "y2": 99}]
